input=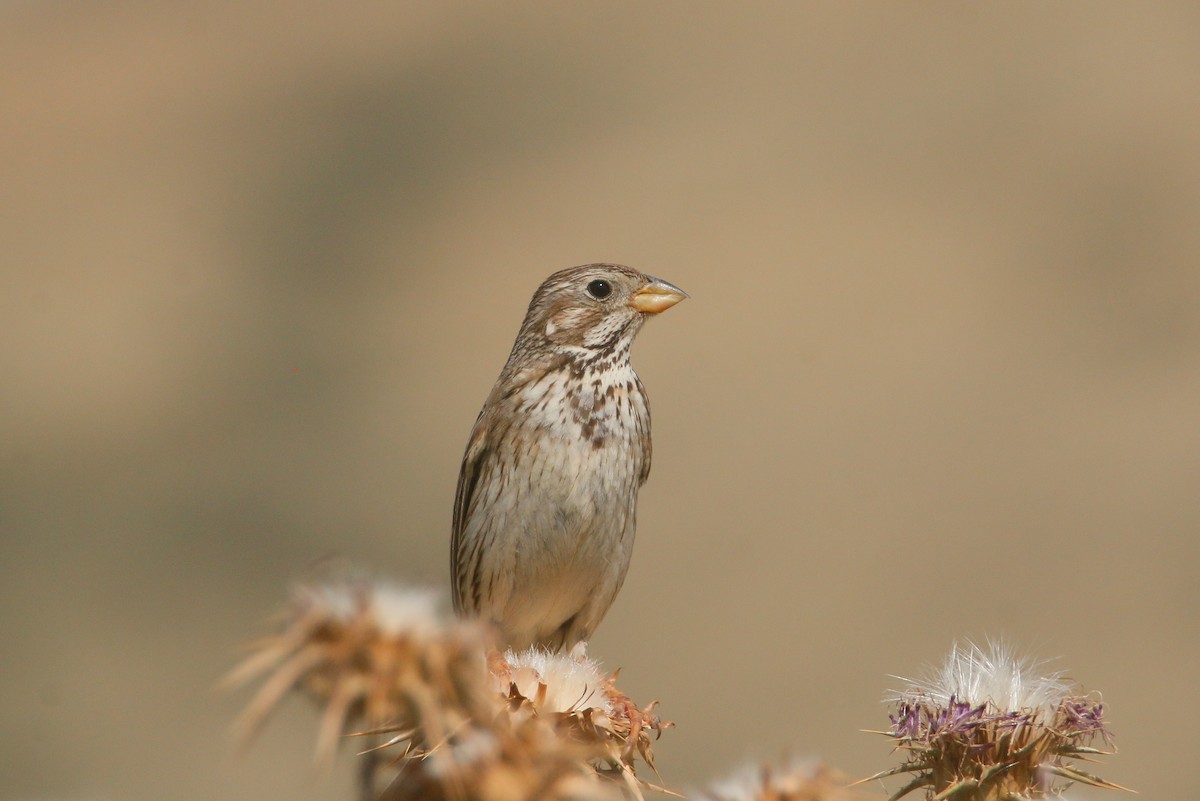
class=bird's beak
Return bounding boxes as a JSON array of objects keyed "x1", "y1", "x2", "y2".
[{"x1": 628, "y1": 278, "x2": 688, "y2": 314}]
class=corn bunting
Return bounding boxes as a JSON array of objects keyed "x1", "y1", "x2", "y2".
[{"x1": 451, "y1": 264, "x2": 687, "y2": 650}]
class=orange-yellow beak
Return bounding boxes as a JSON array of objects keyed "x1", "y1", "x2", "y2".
[{"x1": 628, "y1": 278, "x2": 688, "y2": 314}]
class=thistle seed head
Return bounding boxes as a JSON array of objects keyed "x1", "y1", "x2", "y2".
[
  {"x1": 866, "y1": 640, "x2": 1128, "y2": 801},
  {"x1": 697, "y1": 758, "x2": 858, "y2": 801}
]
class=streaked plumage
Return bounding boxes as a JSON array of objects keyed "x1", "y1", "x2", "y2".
[{"x1": 451, "y1": 264, "x2": 686, "y2": 650}]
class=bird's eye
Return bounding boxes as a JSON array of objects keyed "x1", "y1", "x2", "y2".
[{"x1": 586, "y1": 279, "x2": 613, "y2": 300}]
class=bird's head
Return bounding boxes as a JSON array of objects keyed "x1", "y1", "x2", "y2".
[{"x1": 516, "y1": 264, "x2": 688, "y2": 357}]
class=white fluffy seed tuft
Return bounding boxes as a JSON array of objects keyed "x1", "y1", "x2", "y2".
[
  {"x1": 889, "y1": 639, "x2": 1071, "y2": 714},
  {"x1": 502, "y1": 647, "x2": 614, "y2": 716},
  {"x1": 295, "y1": 581, "x2": 442, "y2": 637}
]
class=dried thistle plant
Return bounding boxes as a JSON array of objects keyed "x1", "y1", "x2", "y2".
[
  {"x1": 377, "y1": 713, "x2": 626, "y2": 801},
  {"x1": 225, "y1": 579, "x2": 668, "y2": 801},
  {"x1": 862, "y1": 640, "x2": 1129, "y2": 801},
  {"x1": 495, "y1": 647, "x2": 672, "y2": 795},
  {"x1": 696, "y1": 758, "x2": 861, "y2": 801},
  {"x1": 223, "y1": 582, "x2": 489, "y2": 763}
]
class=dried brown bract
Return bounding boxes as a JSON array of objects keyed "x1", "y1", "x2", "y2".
[
  {"x1": 224, "y1": 582, "x2": 489, "y2": 766},
  {"x1": 494, "y1": 648, "x2": 672, "y2": 787},
  {"x1": 378, "y1": 714, "x2": 624, "y2": 801}
]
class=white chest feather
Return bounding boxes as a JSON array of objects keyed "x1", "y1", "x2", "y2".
[{"x1": 516, "y1": 362, "x2": 648, "y2": 459}]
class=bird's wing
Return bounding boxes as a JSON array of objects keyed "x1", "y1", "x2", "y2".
[
  {"x1": 636, "y1": 374, "x2": 652, "y2": 486},
  {"x1": 451, "y1": 414, "x2": 492, "y2": 614}
]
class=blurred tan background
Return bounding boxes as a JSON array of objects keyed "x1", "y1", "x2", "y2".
[{"x1": 2, "y1": 2, "x2": 1197, "y2": 799}]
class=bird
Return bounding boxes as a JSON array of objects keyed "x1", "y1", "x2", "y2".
[{"x1": 451, "y1": 263, "x2": 687, "y2": 651}]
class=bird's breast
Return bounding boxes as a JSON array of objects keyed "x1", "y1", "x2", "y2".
[
  {"x1": 507, "y1": 364, "x2": 649, "y2": 505},
  {"x1": 517, "y1": 365, "x2": 647, "y2": 447}
]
